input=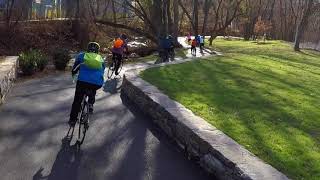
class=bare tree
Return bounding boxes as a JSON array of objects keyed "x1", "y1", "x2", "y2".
[
  {"x1": 1, "y1": 0, "x2": 31, "y2": 32},
  {"x1": 208, "y1": 0, "x2": 243, "y2": 45},
  {"x1": 294, "y1": 0, "x2": 315, "y2": 51},
  {"x1": 202, "y1": 0, "x2": 213, "y2": 34}
]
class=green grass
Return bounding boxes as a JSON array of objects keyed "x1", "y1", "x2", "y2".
[
  {"x1": 141, "y1": 39, "x2": 320, "y2": 180},
  {"x1": 175, "y1": 48, "x2": 188, "y2": 58}
]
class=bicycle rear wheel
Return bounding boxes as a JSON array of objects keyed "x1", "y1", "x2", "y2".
[
  {"x1": 169, "y1": 50, "x2": 175, "y2": 61},
  {"x1": 107, "y1": 61, "x2": 115, "y2": 79},
  {"x1": 115, "y1": 58, "x2": 123, "y2": 76},
  {"x1": 76, "y1": 97, "x2": 89, "y2": 146}
]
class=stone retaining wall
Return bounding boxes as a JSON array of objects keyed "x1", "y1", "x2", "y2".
[
  {"x1": 121, "y1": 64, "x2": 290, "y2": 180},
  {"x1": 0, "y1": 56, "x2": 18, "y2": 104}
]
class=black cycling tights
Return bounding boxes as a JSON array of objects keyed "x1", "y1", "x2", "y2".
[{"x1": 70, "y1": 81, "x2": 101, "y2": 121}]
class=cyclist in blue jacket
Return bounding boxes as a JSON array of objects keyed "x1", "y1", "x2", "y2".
[{"x1": 69, "y1": 42, "x2": 105, "y2": 126}]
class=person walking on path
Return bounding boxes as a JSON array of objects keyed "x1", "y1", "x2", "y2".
[
  {"x1": 191, "y1": 39, "x2": 197, "y2": 56},
  {"x1": 187, "y1": 33, "x2": 191, "y2": 43},
  {"x1": 199, "y1": 35, "x2": 205, "y2": 53},
  {"x1": 195, "y1": 35, "x2": 201, "y2": 47}
]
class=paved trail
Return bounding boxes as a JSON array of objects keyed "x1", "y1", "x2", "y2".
[
  {"x1": 0, "y1": 36, "x2": 217, "y2": 180},
  {"x1": 0, "y1": 68, "x2": 215, "y2": 180}
]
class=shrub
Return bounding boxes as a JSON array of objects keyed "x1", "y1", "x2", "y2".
[
  {"x1": 19, "y1": 52, "x2": 37, "y2": 75},
  {"x1": 53, "y1": 49, "x2": 71, "y2": 70},
  {"x1": 34, "y1": 50, "x2": 48, "y2": 71},
  {"x1": 18, "y1": 50, "x2": 48, "y2": 75}
]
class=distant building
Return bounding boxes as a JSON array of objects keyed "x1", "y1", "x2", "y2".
[
  {"x1": 29, "y1": 0, "x2": 132, "y2": 19},
  {"x1": 31, "y1": 0, "x2": 64, "y2": 19}
]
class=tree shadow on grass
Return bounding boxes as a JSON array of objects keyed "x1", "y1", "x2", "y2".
[
  {"x1": 250, "y1": 41, "x2": 275, "y2": 45},
  {"x1": 148, "y1": 58, "x2": 320, "y2": 179},
  {"x1": 202, "y1": 60, "x2": 318, "y2": 132},
  {"x1": 190, "y1": 61, "x2": 319, "y2": 178},
  {"x1": 231, "y1": 47, "x2": 320, "y2": 69},
  {"x1": 220, "y1": 57, "x2": 318, "y2": 99},
  {"x1": 298, "y1": 50, "x2": 320, "y2": 58}
]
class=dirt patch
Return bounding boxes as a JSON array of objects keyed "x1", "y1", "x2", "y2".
[{"x1": 0, "y1": 21, "x2": 80, "y2": 56}]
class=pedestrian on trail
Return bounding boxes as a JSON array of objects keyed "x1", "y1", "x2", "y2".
[
  {"x1": 191, "y1": 39, "x2": 197, "y2": 56},
  {"x1": 159, "y1": 35, "x2": 172, "y2": 62},
  {"x1": 195, "y1": 35, "x2": 201, "y2": 47},
  {"x1": 187, "y1": 33, "x2": 191, "y2": 43},
  {"x1": 199, "y1": 35, "x2": 205, "y2": 52}
]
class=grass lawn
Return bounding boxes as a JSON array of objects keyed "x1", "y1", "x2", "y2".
[{"x1": 141, "y1": 39, "x2": 320, "y2": 180}]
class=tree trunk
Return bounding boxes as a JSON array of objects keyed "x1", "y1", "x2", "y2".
[
  {"x1": 76, "y1": 0, "x2": 80, "y2": 19},
  {"x1": 151, "y1": 0, "x2": 164, "y2": 45},
  {"x1": 111, "y1": 0, "x2": 117, "y2": 34},
  {"x1": 173, "y1": 0, "x2": 179, "y2": 44},
  {"x1": 202, "y1": 0, "x2": 212, "y2": 35},
  {"x1": 243, "y1": 23, "x2": 253, "y2": 40},
  {"x1": 163, "y1": 0, "x2": 168, "y2": 36},
  {"x1": 167, "y1": 0, "x2": 173, "y2": 35},
  {"x1": 5, "y1": 0, "x2": 15, "y2": 31},
  {"x1": 209, "y1": 34, "x2": 218, "y2": 46},
  {"x1": 294, "y1": 0, "x2": 314, "y2": 51},
  {"x1": 193, "y1": 0, "x2": 199, "y2": 35}
]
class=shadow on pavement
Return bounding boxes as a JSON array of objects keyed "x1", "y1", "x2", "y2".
[
  {"x1": 103, "y1": 78, "x2": 122, "y2": 94},
  {"x1": 33, "y1": 167, "x2": 48, "y2": 180},
  {"x1": 120, "y1": 93, "x2": 216, "y2": 180},
  {"x1": 120, "y1": 93, "x2": 166, "y2": 142},
  {"x1": 33, "y1": 136, "x2": 83, "y2": 180}
]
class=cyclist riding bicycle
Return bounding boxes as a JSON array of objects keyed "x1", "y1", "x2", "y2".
[
  {"x1": 111, "y1": 34, "x2": 128, "y2": 75},
  {"x1": 195, "y1": 35, "x2": 201, "y2": 47},
  {"x1": 69, "y1": 42, "x2": 106, "y2": 127},
  {"x1": 159, "y1": 35, "x2": 174, "y2": 62}
]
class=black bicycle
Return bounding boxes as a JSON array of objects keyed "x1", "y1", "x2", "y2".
[
  {"x1": 107, "y1": 55, "x2": 124, "y2": 79},
  {"x1": 155, "y1": 49, "x2": 169, "y2": 64},
  {"x1": 168, "y1": 48, "x2": 175, "y2": 61},
  {"x1": 67, "y1": 91, "x2": 90, "y2": 146}
]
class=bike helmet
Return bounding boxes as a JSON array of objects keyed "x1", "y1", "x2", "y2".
[
  {"x1": 168, "y1": 35, "x2": 172, "y2": 39},
  {"x1": 87, "y1": 42, "x2": 100, "y2": 53},
  {"x1": 120, "y1": 34, "x2": 127, "y2": 40},
  {"x1": 114, "y1": 38, "x2": 124, "y2": 48}
]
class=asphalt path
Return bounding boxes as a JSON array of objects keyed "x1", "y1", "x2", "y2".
[{"x1": 0, "y1": 71, "x2": 215, "y2": 180}]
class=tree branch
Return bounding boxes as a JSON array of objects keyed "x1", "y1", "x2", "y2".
[{"x1": 95, "y1": 19, "x2": 157, "y2": 43}]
